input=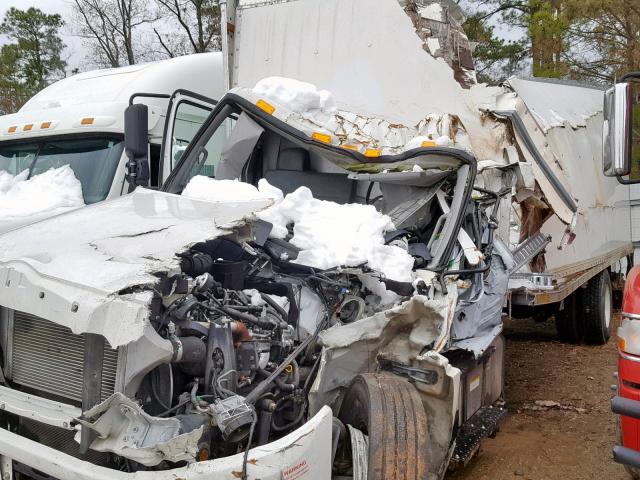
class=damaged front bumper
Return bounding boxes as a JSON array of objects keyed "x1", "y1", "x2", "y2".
[{"x1": 0, "y1": 404, "x2": 333, "y2": 479}]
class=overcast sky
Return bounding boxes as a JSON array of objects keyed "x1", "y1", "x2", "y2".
[{"x1": 0, "y1": 0, "x2": 84, "y2": 71}]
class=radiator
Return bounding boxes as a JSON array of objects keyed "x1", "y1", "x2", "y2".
[{"x1": 10, "y1": 311, "x2": 118, "y2": 403}]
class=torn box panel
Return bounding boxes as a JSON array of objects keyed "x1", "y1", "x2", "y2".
[{"x1": 400, "y1": 0, "x2": 477, "y2": 87}]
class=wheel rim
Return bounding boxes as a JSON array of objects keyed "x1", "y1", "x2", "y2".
[{"x1": 604, "y1": 282, "x2": 612, "y2": 329}]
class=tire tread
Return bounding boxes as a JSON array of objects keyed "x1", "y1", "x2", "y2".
[
  {"x1": 340, "y1": 373, "x2": 428, "y2": 480},
  {"x1": 583, "y1": 270, "x2": 612, "y2": 345}
]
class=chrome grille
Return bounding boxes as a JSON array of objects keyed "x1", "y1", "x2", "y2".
[{"x1": 11, "y1": 311, "x2": 118, "y2": 403}]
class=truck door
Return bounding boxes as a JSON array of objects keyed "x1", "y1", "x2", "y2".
[{"x1": 160, "y1": 90, "x2": 217, "y2": 184}]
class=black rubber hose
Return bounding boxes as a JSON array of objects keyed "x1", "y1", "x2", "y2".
[
  {"x1": 260, "y1": 293, "x2": 288, "y2": 323},
  {"x1": 245, "y1": 282, "x2": 300, "y2": 326},
  {"x1": 257, "y1": 368, "x2": 295, "y2": 392},
  {"x1": 271, "y1": 398, "x2": 306, "y2": 432},
  {"x1": 207, "y1": 305, "x2": 275, "y2": 330},
  {"x1": 245, "y1": 316, "x2": 327, "y2": 405}
]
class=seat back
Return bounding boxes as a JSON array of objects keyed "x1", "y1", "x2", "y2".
[{"x1": 264, "y1": 147, "x2": 356, "y2": 204}]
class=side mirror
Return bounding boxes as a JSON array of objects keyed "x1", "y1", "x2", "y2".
[
  {"x1": 124, "y1": 103, "x2": 150, "y2": 189},
  {"x1": 603, "y1": 74, "x2": 640, "y2": 182}
]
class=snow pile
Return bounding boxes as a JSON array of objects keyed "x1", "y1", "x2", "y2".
[
  {"x1": 253, "y1": 180, "x2": 414, "y2": 282},
  {"x1": 0, "y1": 166, "x2": 84, "y2": 220},
  {"x1": 241, "y1": 78, "x2": 470, "y2": 156},
  {"x1": 182, "y1": 177, "x2": 281, "y2": 203},
  {"x1": 182, "y1": 176, "x2": 414, "y2": 282},
  {"x1": 253, "y1": 77, "x2": 336, "y2": 117}
]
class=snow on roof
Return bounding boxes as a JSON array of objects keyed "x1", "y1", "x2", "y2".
[{"x1": 240, "y1": 77, "x2": 469, "y2": 155}]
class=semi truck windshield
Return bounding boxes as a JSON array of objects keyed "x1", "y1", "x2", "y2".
[{"x1": 0, "y1": 136, "x2": 124, "y2": 204}]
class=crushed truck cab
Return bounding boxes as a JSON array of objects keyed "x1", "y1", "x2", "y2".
[{"x1": 0, "y1": 86, "x2": 508, "y2": 479}]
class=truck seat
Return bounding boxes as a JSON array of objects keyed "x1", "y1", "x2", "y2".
[{"x1": 264, "y1": 147, "x2": 356, "y2": 204}]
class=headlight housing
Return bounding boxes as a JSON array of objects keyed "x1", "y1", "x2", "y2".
[{"x1": 618, "y1": 317, "x2": 640, "y2": 355}]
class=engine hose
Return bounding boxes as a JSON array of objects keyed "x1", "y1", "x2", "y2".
[
  {"x1": 216, "y1": 369, "x2": 238, "y2": 398},
  {"x1": 245, "y1": 282, "x2": 299, "y2": 326},
  {"x1": 257, "y1": 368, "x2": 295, "y2": 392},
  {"x1": 303, "y1": 355, "x2": 322, "y2": 393},
  {"x1": 245, "y1": 316, "x2": 328, "y2": 405},
  {"x1": 190, "y1": 382, "x2": 208, "y2": 413},
  {"x1": 204, "y1": 323, "x2": 217, "y2": 396},
  {"x1": 216, "y1": 306, "x2": 275, "y2": 330},
  {"x1": 260, "y1": 293, "x2": 288, "y2": 324},
  {"x1": 288, "y1": 360, "x2": 300, "y2": 387},
  {"x1": 271, "y1": 398, "x2": 306, "y2": 432}
]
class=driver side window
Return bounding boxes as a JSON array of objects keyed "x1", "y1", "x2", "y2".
[
  {"x1": 186, "y1": 116, "x2": 237, "y2": 183},
  {"x1": 170, "y1": 102, "x2": 212, "y2": 170},
  {"x1": 197, "y1": 120, "x2": 231, "y2": 177}
]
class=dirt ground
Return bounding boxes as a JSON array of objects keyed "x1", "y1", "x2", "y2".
[{"x1": 448, "y1": 313, "x2": 629, "y2": 480}]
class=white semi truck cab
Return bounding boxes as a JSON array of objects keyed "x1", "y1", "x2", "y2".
[{"x1": 0, "y1": 53, "x2": 225, "y2": 232}]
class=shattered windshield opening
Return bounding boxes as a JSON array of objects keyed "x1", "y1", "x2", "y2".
[
  {"x1": 168, "y1": 96, "x2": 475, "y2": 275},
  {"x1": 0, "y1": 136, "x2": 124, "y2": 204}
]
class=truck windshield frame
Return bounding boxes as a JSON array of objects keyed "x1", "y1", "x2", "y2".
[{"x1": 0, "y1": 134, "x2": 125, "y2": 204}]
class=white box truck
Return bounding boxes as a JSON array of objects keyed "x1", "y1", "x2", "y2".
[
  {"x1": 0, "y1": 1, "x2": 631, "y2": 480},
  {"x1": 0, "y1": 53, "x2": 226, "y2": 232}
]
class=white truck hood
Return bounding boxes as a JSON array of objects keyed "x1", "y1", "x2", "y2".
[
  {"x1": 0, "y1": 188, "x2": 271, "y2": 347},
  {"x1": 0, "y1": 207, "x2": 81, "y2": 236}
]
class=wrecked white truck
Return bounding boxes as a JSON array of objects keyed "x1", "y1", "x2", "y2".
[
  {"x1": 0, "y1": 83, "x2": 509, "y2": 480},
  {"x1": 221, "y1": 0, "x2": 632, "y2": 345}
]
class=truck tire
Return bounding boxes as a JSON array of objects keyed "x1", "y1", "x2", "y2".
[
  {"x1": 555, "y1": 290, "x2": 583, "y2": 343},
  {"x1": 583, "y1": 269, "x2": 613, "y2": 345},
  {"x1": 338, "y1": 373, "x2": 428, "y2": 480}
]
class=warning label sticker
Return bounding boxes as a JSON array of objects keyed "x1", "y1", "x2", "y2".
[{"x1": 281, "y1": 459, "x2": 310, "y2": 480}]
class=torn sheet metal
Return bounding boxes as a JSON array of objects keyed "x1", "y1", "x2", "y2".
[
  {"x1": 402, "y1": 0, "x2": 477, "y2": 87},
  {"x1": 492, "y1": 98, "x2": 576, "y2": 224},
  {"x1": 238, "y1": 86, "x2": 471, "y2": 155},
  {"x1": 76, "y1": 393, "x2": 202, "y2": 466},
  {"x1": 507, "y1": 77, "x2": 604, "y2": 132},
  {"x1": 500, "y1": 78, "x2": 631, "y2": 272},
  {"x1": 309, "y1": 293, "x2": 454, "y2": 412},
  {"x1": 0, "y1": 189, "x2": 272, "y2": 347},
  {"x1": 451, "y1": 252, "x2": 509, "y2": 357},
  {"x1": 308, "y1": 291, "x2": 462, "y2": 480}
]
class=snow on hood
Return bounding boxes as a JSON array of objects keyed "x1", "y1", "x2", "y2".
[
  {"x1": 0, "y1": 188, "x2": 272, "y2": 346},
  {"x1": 182, "y1": 177, "x2": 279, "y2": 203},
  {"x1": 182, "y1": 177, "x2": 414, "y2": 282},
  {"x1": 0, "y1": 188, "x2": 272, "y2": 291},
  {"x1": 0, "y1": 166, "x2": 84, "y2": 226}
]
